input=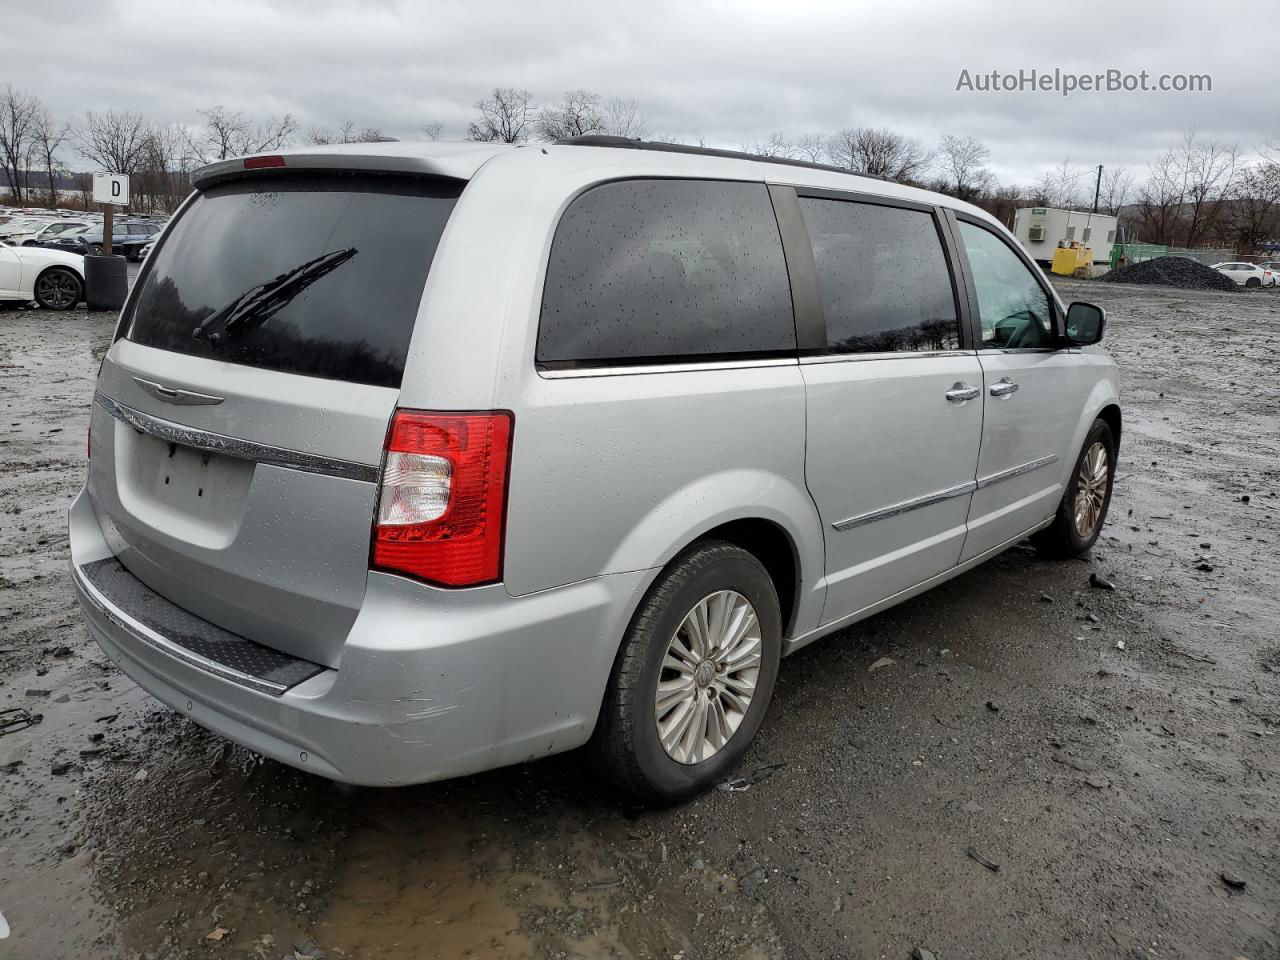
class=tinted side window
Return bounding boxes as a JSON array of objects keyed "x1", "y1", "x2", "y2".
[
  {"x1": 958, "y1": 221, "x2": 1054, "y2": 349},
  {"x1": 538, "y1": 179, "x2": 795, "y2": 364},
  {"x1": 798, "y1": 198, "x2": 961, "y2": 354}
]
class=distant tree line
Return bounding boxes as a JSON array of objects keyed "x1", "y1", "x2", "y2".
[{"x1": 2, "y1": 83, "x2": 1277, "y2": 249}]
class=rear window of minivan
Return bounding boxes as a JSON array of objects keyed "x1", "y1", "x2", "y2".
[{"x1": 124, "y1": 172, "x2": 462, "y2": 389}]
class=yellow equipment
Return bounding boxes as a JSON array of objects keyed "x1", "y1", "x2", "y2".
[{"x1": 1051, "y1": 241, "x2": 1094, "y2": 277}]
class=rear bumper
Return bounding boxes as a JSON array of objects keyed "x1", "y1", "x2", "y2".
[{"x1": 69, "y1": 488, "x2": 651, "y2": 786}]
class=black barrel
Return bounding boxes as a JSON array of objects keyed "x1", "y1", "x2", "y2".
[{"x1": 84, "y1": 254, "x2": 129, "y2": 311}]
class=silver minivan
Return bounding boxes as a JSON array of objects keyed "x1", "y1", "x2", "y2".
[{"x1": 70, "y1": 137, "x2": 1120, "y2": 802}]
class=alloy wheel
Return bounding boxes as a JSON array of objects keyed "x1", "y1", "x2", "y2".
[
  {"x1": 35, "y1": 269, "x2": 79, "y2": 309},
  {"x1": 655, "y1": 590, "x2": 761, "y2": 765},
  {"x1": 1073, "y1": 441, "x2": 1109, "y2": 538}
]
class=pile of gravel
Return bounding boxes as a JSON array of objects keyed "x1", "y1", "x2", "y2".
[{"x1": 1099, "y1": 256, "x2": 1237, "y2": 291}]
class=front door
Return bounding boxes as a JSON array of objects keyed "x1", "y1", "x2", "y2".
[
  {"x1": 951, "y1": 217, "x2": 1085, "y2": 561},
  {"x1": 792, "y1": 192, "x2": 984, "y2": 625}
]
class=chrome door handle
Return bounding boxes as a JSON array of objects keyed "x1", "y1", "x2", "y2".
[
  {"x1": 989, "y1": 378, "x2": 1020, "y2": 398},
  {"x1": 945, "y1": 382, "x2": 981, "y2": 403}
]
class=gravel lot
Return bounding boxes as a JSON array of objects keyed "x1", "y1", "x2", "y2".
[{"x1": 1, "y1": 276, "x2": 1278, "y2": 960}]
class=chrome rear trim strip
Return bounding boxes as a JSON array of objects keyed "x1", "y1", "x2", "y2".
[
  {"x1": 976, "y1": 454, "x2": 1060, "y2": 490},
  {"x1": 95, "y1": 393, "x2": 379, "y2": 483},
  {"x1": 832, "y1": 481, "x2": 976, "y2": 531}
]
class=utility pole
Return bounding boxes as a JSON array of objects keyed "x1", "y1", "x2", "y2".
[{"x1": 1092, "y1": 164, "x2": 1103, "y2": 214}]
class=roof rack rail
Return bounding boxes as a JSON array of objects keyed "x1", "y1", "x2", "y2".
[{"x1": 554, "y1": 135, "x2": 888, "y2": 182}]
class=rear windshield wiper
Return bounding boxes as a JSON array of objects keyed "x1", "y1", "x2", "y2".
[{"x1": 192, "y1": 247, "x2": 358, "y2": 342}]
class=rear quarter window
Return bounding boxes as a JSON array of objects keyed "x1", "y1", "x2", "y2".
[
  {"x1": 537, "y1": 179, "x2": 795, "y2": 365},
  {"x1": 125, "y1": 172, "x2": 461, "y2": 388}
]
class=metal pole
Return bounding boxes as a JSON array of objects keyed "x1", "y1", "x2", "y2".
[{"x1": 102, "y1": 203, "x2": 113, "y2": 256}]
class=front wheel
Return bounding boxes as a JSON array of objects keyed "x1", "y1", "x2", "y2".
[
  {"x1": 1034, "y1": 419, "x2": 1117, "y2": 557},
  {"x1": 591, "y1": 541, "x2": 782, "y2": 804},
  {"x1": 33, "y1": 267, "x2": 83, "y2": 310}
]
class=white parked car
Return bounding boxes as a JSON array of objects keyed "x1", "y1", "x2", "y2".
[
  {"x1": 1211, "y1": 261, "x2": 1275, "y2": 287},
  {"x1": 0, "y1": 217, "x2": 53, "y2": 243},
  {"x1": 24, "y1": 219, "x2": 91, "y2": 246},
  {"x1": 0, "y1": 239, "x2": 86, "y2": 309}
]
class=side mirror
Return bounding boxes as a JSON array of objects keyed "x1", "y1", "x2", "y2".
[{"x1": 1064, "y1": 301, "x2": 1105, "y2": 346}]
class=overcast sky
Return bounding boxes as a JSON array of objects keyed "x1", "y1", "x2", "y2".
[{"x1": 7, "y1": 0, "x2": 1275, "y2": 186}]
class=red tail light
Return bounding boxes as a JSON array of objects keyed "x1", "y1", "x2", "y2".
[{"x1": 371, "y1": 410, "x2": 514, "y2": 587}]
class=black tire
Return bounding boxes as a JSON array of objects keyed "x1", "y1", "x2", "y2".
[
  {"x1": 590, "y1": 541, "x2": 782, "y2": 804},
  {"x1": 33, "y1": 266, "x2": 83, "y2": 311},
  {"x1": 1033, "y1": 419, "x2": 1117, "y2": 557}
]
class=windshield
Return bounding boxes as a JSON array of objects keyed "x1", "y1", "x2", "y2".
[{"x1": 124, "y1": 172, "x2": 461, "y2": 388}]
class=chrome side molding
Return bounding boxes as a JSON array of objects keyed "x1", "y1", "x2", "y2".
[
  {"x1": 976, "y1": 454, "x2": 1059, "y2": 489},
  {"x1": 832, "y1": 481, "x2": 976, "y2": 531},
  {"x1": 832, "y1": 454, "x2": 1061, "y2": 532},
  {"x1": 94, "y1": 393, "x2": 379, "y2": 483}
]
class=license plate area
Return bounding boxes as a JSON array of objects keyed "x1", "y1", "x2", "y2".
[{"x1": 115, "y1": 424, "x2": 256, "y2": 547}]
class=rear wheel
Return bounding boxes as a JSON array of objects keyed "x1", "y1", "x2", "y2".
[
  {"x1": 591, "y1": 541, "x2": 782, "y2": 804},
  {"x1": 33, "y1": 267, "x2": 83, "y2": 310},
  {"x1": 1033, "y1": 419, "x2": 1116, "y2": 557}
]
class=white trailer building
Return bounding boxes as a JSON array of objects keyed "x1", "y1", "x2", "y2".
[{"x1": 1012, "y1": 207, "x2": 1119, "y2": 265}]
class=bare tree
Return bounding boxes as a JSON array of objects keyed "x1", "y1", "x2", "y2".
[
  {"x1": 1134, "y1": 147, "x2": 1186, "y2": 245},
  {"x1": 536, "y1": 90, "x2": 604, "y2": 141},
  {"x1": 794, "y1": 133, "x2": 827, "y2": 164},
  {"x1": 76, "y1": 109, "x2": 149, "y2": 177},
  {"x1": 600, "y1": 97, "x2": 647, "y2": 139},
  {"x1": 985, "y1": 184, "x2": 1024, "y2": 228},
  {"x1": 1179, "y1": 132, "x2": 1239, "y2": 248},
  {"x1": 1098, "y1": 166, "x2": 1135, "y2": 216},
  {"x1": 936, "y1": 134, "x2": 994, "y2": 201},
  {"x1": 745, "y1": 133, "x2": 798, "y2": 158},
  {"x1": 467, "y1": 87, "x2": 535, "y2": 143},
  {"x1": 30, "y1": 106, "x2": 69, "y2": 207},
  {"x1": 187, "y1": 105, "x2": 297, "y2": 163},
  {"x1": 828, "y1": 127, "x2": 931, "y2": 182},
  {"x1": 307, "y1": 121, "x2": 387, "y2": 145},
  {"x1": 136, "y1": 122, "x2": 192, "y2": 213},
  {"x1": 0, "y1": 85, "x2": 41, "y2": 203},
  {"x1": 1233, "y1": 160, "x2": 1280, "y2": 248},
  {"x1": 421, "y1": 122, "x2": 444, "y2": 141},
  {"x1": 1029, "y1": 158, "x2": 1090, "y2": 209}
]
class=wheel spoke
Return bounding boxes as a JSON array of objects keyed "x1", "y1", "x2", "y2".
[
  {"x1": 656, "y1": 678, "x2": 692, "y2": 715},
  {"x1": 708, "y1": 698, "x2": 729, "y2": 749},
  {"x1": 719, "y1": 602, "x2": 758, "y2": 661},
  {"x1": 718, "y1": 685, "x2": 752, "y2": 715},
  {"x1": 659, "y1": 697, "x2": 697, "y2": 754},
  {"x1": 679, "y1": 697, "x2": 708, "y2": 763}
]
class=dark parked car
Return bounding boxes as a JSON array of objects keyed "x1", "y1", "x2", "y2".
[{"x1": 48, "y1": 221, "x2": 161, "y2": 260}]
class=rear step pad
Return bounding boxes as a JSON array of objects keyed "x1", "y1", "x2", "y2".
[{"x1": 78, "y1": 557, "x2": 324, "y2": 695}]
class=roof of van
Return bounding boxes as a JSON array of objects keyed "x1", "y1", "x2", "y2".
[{"x1": 191, "y1": 137, "x2": 995, "y2": 225}]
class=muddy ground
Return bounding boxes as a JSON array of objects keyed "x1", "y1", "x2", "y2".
[{"x1": 1, "y1": 274, "x2": 1278, "y2": 960}]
